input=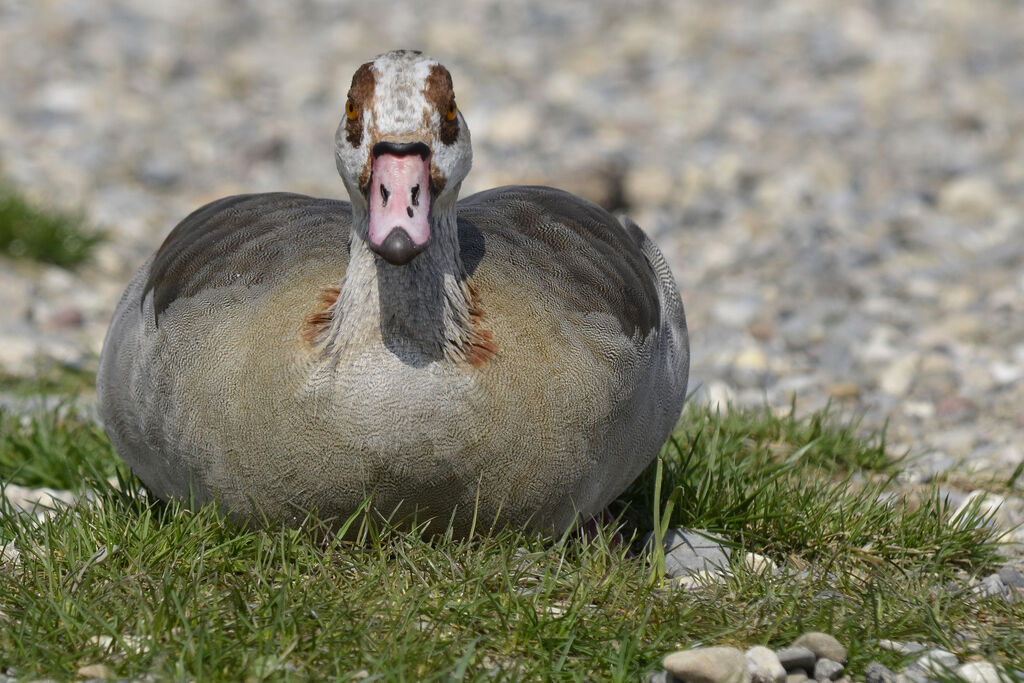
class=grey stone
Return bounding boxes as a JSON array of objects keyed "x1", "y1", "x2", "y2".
[
  {"x1": 644, "y1": 528, "x2": 732, "y2": 578},
  {"x1": 899, "y1": 452, "x2": 958, "y2": 485},
  {"x1": 731, "y1": 348, "x2": 771, "y2": 389},
  {"x1": 997, "y1": 566, "x2": 1024, "y2": 587},
  {"x1": 956, "y1": 660, "x2": 1010, "y2": 683},
  {"x1": 745, "y1": 646, "x2": 786, "y2": 683},
  {"x1": 899, "y1": 664, "x2": 934, "y2": 683},
  {"x1": 775, "y1": 647, "x2": 816, "y2": 673},
  {"x1": 663, "y1": 647, "x2": 751, "y2": 683},
  {"x1": 791, "y1": 633, "x2": 847, "y2": 665},
  {"x1": 972, "y1": 573, "x2": 1006, "y2": 599},
  {"x1": 863, "y1": 662, "x2": 897, "y2": 683},
  {"x1": 909, "y1": 649, "x2": 960, "y2": 677},
  {"x1": 812, "y1": 658, "x2": 843, "y2": 681},
  {"x1": 876, "y1": 639, "x2": 928, "y2": 656},
  {"x1": 712, "y1": 295, "x2": 763, "y2": 328},
  {"x1": 784, "y1": 673, "x2": 808, "y2": 683}
]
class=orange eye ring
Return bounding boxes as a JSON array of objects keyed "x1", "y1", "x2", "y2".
[
  {"x1": 445, "y1": 100, "x2": 457, "y2": 122},
  {"x1": 345, "y1": 99, "x2": 359, "y2": 121}
]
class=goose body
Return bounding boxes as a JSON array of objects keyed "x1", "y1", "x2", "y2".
[{"x1": 98, "y1": 50, "x2": 688, "y2": 535}]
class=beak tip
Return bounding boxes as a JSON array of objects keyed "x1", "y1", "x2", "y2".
[{"x1": 369, "y1": 228, "x2": 427, "y2": 266}]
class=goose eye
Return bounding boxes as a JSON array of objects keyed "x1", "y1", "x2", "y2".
[
  {"x1": 345, "y1": 99, "x2": 359, "y2": 121},
  {"x1": 445, "y1": 100, "x2": 457, "y2": 122}
]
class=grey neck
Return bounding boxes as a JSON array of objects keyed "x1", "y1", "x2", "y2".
[{"x1": 326, "y1": 201, "x2": 474, "y2": 368}]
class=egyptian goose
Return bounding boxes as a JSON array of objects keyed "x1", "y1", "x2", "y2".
[{"x1": 97, "y1": 50, "x2": 689, "y2": 536}]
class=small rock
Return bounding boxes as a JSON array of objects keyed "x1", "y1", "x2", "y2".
[
  {"x1": 747, "y1": 321, "x2": 775, "y2": 342},
  {"x1": 863, "y1": 661, "x2": 897, "y2": 683},
  {"x1": 956, "y1": 660, "x2": 1011, "y2": 683},
  {"x1": 646, "y1": 671, "x2": 669, "y2": 683},
  {"x1": 45, "y1": 306, "x2": 85, "y2": 329},
  {"x1": 746, "y1": 646, "x2": 786, "y2": 683},
  {"x1": 1, "y1": 544, "x2": 20, "y2": 568},
  {"x1": 876, "y1": 639, "x2": 927, "y2": 655},
  {"x1": 704, "y1": 381, "x2": 736, "y2": 413},
  {"x1": 673, "y1": 569, "x2": 728, "y2": 590},
  {"x1": 775, "y1": 647, "x2": 816, "y2": 673},
  {"x1": 742, "y1": 552, "x2": 777, "y2": 575},
  {"x1": 76, "y1": 663, "x2": 114, "y2": 679},
  {"x1": 785, "y1": 673, "x2": 808, "y2": 683},
  {"x1": 663, "y1": 646, "x2": 752, "y2": 683},
  {"x1": 990, "y1": 362, "x2": 1024, "y2": 387},
  {"x1": 731, "y1": 348, "x2": 770, "y2": 388},
  {"x1": 911, "y1": 648, "x2": 959, "y2": 676},
  {"x1": 2, "y1": 483, "x2": 78, "y2": 516},
  {"x1": 713, "y1": 295, "x2": 763, "y2": 328},
  {"x1": 645, "y1": 528, "x2": 732, "y2": 578},
  {"x1": 87, "y1": 634, "x2": 149, "y2": 655},
  {"x1": 137, "y1": 157, "x2": 184, "y2": 189},
  {"x1": 938, "y1": 176, "x2": 1000, "y2": 221},
  {"x1": 951, "y1": 490, "x2": 1005, "y2": 527},
  {"x1": 972, "y1": 573, "x2": 1006, "y2": 599},
  {"x1": 812, "y1": 658, "x2": 843, "y2": 681},
  {"x1": 485, "y1": 104, "x2": 539, "y2": 147},
  {"x1": 899, "y1": 451, "x2": 958, "y2": 485},
  {"x1": 997, "y1": 566, "x2": 1024, "y2": 587},
  {"x1": 625, "y1": 165, "x2": 676, "y2": 206},
  {"x1": 792, "y1": 632, "x2": 847, "y2": 664},
  {"x1": 879, "y1": 353, "x2": 919, "y2": 396},
  {"x1": 827, "y1": 383, "x2": 861, "y2": 400}
]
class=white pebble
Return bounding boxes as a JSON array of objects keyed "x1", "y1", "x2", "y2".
[
  {"x1": 663, "y1": 646, "x2": 752, "y2": 683},
  {"x1": 956, "y1": 661, "x2": 1011, "y2": 683},
  {"x1": 745, "y1": 645, "x2": 785, "y2": 683}
]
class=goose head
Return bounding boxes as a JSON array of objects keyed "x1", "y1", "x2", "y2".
[{"x1": 334, "y1": 50, "x2": 473, "y2": 266}]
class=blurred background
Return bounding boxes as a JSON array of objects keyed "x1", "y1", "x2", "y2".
[{"x1": 0, "y1": 0, "x2": 1021, "y2": 485}]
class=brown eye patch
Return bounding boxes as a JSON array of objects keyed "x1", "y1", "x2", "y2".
[
  {"x1": 345, "y1": 62, "x2": 375, "y2": 147},
  {"x1": 425, "y1": 64, "x2": 459, "y2": 145}
]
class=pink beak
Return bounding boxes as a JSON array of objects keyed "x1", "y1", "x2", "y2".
[{"x1": 367, "y1": 149, "x2": 432, "y2": 265}]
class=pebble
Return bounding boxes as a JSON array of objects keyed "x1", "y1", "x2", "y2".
[
  {"x1": 745, "y1": 646, "x2": 786, "y2": 683},
  {"x1": 812, "y1": 658, "x2": 844, "y2": 681},
  {"x1": 673, "y1": 569, "x2": 727, "y2": 590},
  {"x1": 876, "y1": 639, "x2": 927, "y2": 656},
  {"x1": 791, "y1": 633, "x2": 847, "y2": 665},
  {"x1": 0, "y1": 543, "x2": 20, "y2": 568},
  {"x1": 907, "y1": 649, "x2": 960, "y2": 678},
  {"x1": 863, "y1": 662, "x2": 897, "y2": 683},
  {"x1": 742, "y1": 553, "x2": 777, "y2": 575},
  {"x1": 937, "y1": 177, "x2": 1000, "y2": 222},
  {"x1": 956, "y1": 661, "x2": 1011, "y2": 683},
  {"x1": 879, "y1": 354, "x2": 919, "y2": 397},
  {"x1": 2, "y1": 483, "x2": 78, "y2": 516},
  {"x1": 663, "y1": 647, "x2": 751, "y2": 683},
  {"x1": 775, "y1": 647, "x2": 816, "y2": 673},
  {"x1": 997, "y1": 566, "x2": 1024, "y2": 588},
  {"x1": 972, "y1": 573, "x2": 1006, "y2": 599},
  {"x1": 76, "y1": 663, "x2": 114, "y2": 679},
  {"x1": 951, "y1": 491, "x2": 1009, "y2": 530},
  {"x1": 645, "y1": 528, "x2": 732, "y2": 578},
  {"x1": 731, "y1": 348, "x2": 771, "y2": 389}
]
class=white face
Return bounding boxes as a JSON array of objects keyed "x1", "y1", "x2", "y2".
[{"x1": 334, "y1": 50, "x2": 473, "y2": 216}]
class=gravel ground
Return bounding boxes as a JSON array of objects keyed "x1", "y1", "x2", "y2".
[{"x1": 0, "y1": 1, "x2": 1022, "y2": 548}]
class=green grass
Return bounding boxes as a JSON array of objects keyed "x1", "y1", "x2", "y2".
[
  {"x1": 0, "y1": 184, "x2": 102, "y2": 268},
  {"x1": 0, "y1": 365, "x2": 97, "y2": 397},
  {"x1": 0, "y1": 401, "x2": 1020, "y2": 681}
]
